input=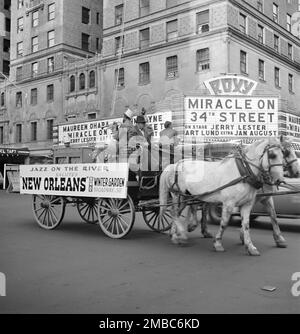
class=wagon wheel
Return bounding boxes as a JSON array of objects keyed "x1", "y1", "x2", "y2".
[
  {"x1": 97, "y1": 195, "x2": 135, "y2": 239},
  {"x1": 142, "y1": 207, "x2": 172, "y2": 232},
  {"x1": 77, "y1": 197, "x2": 98, "y2": 224},
  {"x1": 32, "y1": 195, "x2": 65, "y2": 230}
]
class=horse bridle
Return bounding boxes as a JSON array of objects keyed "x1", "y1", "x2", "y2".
[{"x1": 237, "y1": 144, "x2": 284, "y2": 186}]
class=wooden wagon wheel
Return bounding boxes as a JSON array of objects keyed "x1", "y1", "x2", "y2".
[
  {"x1": 32, "y1": 195, "x2": 65, "y2": 230},
  {"x1": 76, "y1": 197, "x2": 98, "y2": 224},
  {"x1": 97, "y1": 195, "x2": 135, "y2": 239},
  {"x1": 142, "y1": 207, "x2": 172, "y2": 232}
]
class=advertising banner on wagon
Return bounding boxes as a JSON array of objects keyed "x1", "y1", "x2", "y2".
[
  {"x1": 57, "y1": 112, "x2": 172, "y2": 146},
  {"x1": 184, "y1": 76, "x2": 279, "y2": 142},
  {"x1": 20, "y1": 163, "x2": 129, "y2": 199},
  {"x1": 57, "y1": 118, "x2": 123, "y2": 146}
]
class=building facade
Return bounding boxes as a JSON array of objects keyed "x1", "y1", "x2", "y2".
[
  {"x1": 99, "y1": 0, "x2": 300, "y2": 136},
  {"x1": 0, "y1": 0, "x2": 103, "y2": 162},
  {"x1": 0, "y1": 0, "x2": 11, "y2": 79},
  {"x1": 2, "y1": 0, "x2": 300, "y2": 159}
]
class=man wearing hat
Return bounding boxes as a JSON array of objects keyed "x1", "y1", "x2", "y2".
[
  {"x1": 114, "y1": 108, "x2": 135, "y2": 144},
  {"x1": 131, "y1": 115, "x2": 154, "y2": 146}
]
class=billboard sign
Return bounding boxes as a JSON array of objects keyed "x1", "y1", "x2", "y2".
[{"x1": 20, "y1": 163, "x2": 129, "y2": 199}]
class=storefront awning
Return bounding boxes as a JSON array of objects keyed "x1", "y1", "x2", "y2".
[{"x1": 0, "y1": 147, "x2": 30, "y2": 157}]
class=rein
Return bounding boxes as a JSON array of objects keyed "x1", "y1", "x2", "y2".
[{"x1": 170, "y1": 142, "x2": 286, "y2": 200}]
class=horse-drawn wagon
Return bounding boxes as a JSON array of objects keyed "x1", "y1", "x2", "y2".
[{"x1": 20, "y1": 141, "x2": 199, "y2": 238}]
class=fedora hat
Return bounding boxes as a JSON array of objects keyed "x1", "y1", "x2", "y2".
[
  {"x1": 136, "y1": 115, "x2": 146, "y2": 124},
  {"x1": 124, "y1": 108, "x2": 134, "y2": 120}
]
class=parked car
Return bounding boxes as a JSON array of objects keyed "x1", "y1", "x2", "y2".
[{"x1": 207, "y1": 176, "x2": 300, "y2": 223}]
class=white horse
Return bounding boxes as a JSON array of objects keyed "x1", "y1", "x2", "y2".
[{"x1": 159, "y1": 138, "x2": 286, "y2": 256}]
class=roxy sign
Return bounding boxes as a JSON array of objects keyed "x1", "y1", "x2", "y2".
[{"x1": 204, "y1": 76, "x2": 258, "y2": 96}]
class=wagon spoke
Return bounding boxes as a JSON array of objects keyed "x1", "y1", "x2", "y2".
[
  {"x1": 118, "y1": 215, "x2": 129, "y2": 230},
  {"x1": 48, "y1": 210, "x2": 55, "y2": 227},
  {"x1": 49, "y1": 207, "x2": 58, "y2": 222},
  {"x1": 37, "y1": 208, "x2": 46, "y2": 222}
]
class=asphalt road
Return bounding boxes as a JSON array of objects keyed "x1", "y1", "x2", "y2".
[{"x1": 0, "y1": 190, "x2": 299, "y2": 314}]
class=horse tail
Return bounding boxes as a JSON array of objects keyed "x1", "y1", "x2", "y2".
[{"x1": 159, "y1": 165, "x2": 173, "y2": 215}]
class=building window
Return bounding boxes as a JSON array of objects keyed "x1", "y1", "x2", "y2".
[
  {"x1": 196, "y1": 10, "x2": 209, "y2": 34},
  {"x1": 48, "y1": 30, "x2": 55, "y2": 47},
  {"x1": 48, "y1": 3, "x2": 55, "y2": 21},
  {"x1": 47, "y1": 57, "x2": 54, "y2": 73},
  {"x1": 115, "y1": 36, "x2": 124, "y2": 55},
  {"x1": 273, "y1": 3, "x2": 278, "y2": 23},
  {"x1": 79, "y1": 73, "x2": 85, "y2": 90},
  {"x1": 0, "y1": 126, "x2": 3, "y2": 144},
  {"x1": 16, "y1": 66, "x2": 22, "y2": 81},
  {"x1": 288, "y1": 43, "x2": 293, "y2": 59},
  {"x1": 32, "y1": 10, "x2": 39, "y2": 27},
  {"x1": 47, "y1": 119, "x2": 54, "y2": 140},
  {"x1": 17, "y1": 42, "x2": 23, "y2": 58},
  {"x1": 5, "y1": 18, "x2": 10, "y2": 32},
  {"x1": 115, "y1": 68, "x2": 125, "y2": 88},
  {"x1": 257, "y1": 24, "x2": 264, "y2": 43},
  {"x1": 3, "y1": 39, "x2": 10, "y2": 53},
  {"x1": 240, "y1": 50, "x2": 247, "y2": 74},
  {"x1": 287, "y1": 14, "x2": 291, "y2": 32},
  {"x1": 2, "y1": 60, "x2": 9, "y2": 75},
  {"x1": 17, "y1": 17, "x2": 24, "y2": 33},
  {"x1": 139, "y1": 62, "x2": 150, "y2": 85},
  {"x1": 257, "y1": 0, "x2": 263, "y2": 12},
  {"x1": 81, "y1": 33, "x2": 90, "y2": 51},
  {"x1": 166, "y1": 0, "x2": 177, "y2": 8},
  {"x1": 166, "y1": 20, "x2": 178, "y2": 41},
  {"x1": 18, "y1": 0, "x2": 24, "y2": 9},
  {"x1": 115, "y1": 4, "x2": 124, "y2": 26},
  {"x1": 31, "y1": 122, "x2": 37, "y2": 142},
  {"x1": 140, "y1": 0, "x2": 150, "y2": 17},
  {"x1": 274, "y1": 67, "x2": 280, "y2": 87},
  {"x1": 274, "y1": 34, "x2": 279, "y2": 52},
  {"x1": 89, "y1": 71, "x2": 95, "y2": 88},
  {"x1": 239, "y1": 13, "x2": 247, "y2": 34},
  {"x1": 47, "y1": 84, "x2": 54, "y2": 102},
  {"x1": 70, "y1": 75, "x2": 75, "y2": 92},
  {"x1": 258, "y1": 59, "x2": 265, "y2": 80},
  {"x1": 16, "y1": 124, "x2": 22, "y2": 143},
  {"x1": 196, "y1": 48, "x2": 210, "y2": 71},
  {"x1": 166, "y1": 55, "x2": 178, "y2": 79},
  {"x1": 288, "y1": 74, "x2": 293, "y2": 92},
  {"x1": 96, "y1": 38, "x2": 100, "y2": 51},
  {"x1": 82, "y1": 6, "x2": 90, "y2": 24},
  {"x1": 32, "y1": 36, "x2": 38, "y2": 53},
  {"x1": 96, "y1": 12, "x2": 100, "y2": 25},
  {"x1": 88, "y1": 113, "x2": 97, "y2": 120},
  {"x1": 16, "y1": 92, "x2": 22, "y2": 108},
  {"x1": 139, "y1": 28, "x2": 150, "y2": 49},
  {"x1": 0, "y1": 92, "x2": 5, "y2": 107},
  {"x1": 4, "y1": 0, "x2": 10, "y2": 10},
  {"x1": 30, "y1": 88, "x2": 37, "y2": 105},
  {"x1": 31, "y1": 62, "x2": 38, "y2": 77}
]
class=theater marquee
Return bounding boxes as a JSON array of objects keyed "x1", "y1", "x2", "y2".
[{"x1": 184, "y1": 76, "x2": 278, "y2": 140}]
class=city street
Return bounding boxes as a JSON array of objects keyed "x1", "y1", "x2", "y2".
[{"x1": 0, "y1": 190, "x2": 300, "y2": 314}]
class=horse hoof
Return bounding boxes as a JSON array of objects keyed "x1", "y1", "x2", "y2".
[
  {"x1": 202, "y1": 231, "x2": 213, "y2": 239},
  {"x1": 214, "y1": 243, "x2": 225, "y2": 252},
  {"x1": 246, "y1": 246, "x2": 260, "y2": 256},
  {"x1": 276, "y1": 241, "x2": 287, "y2": 248},
  {"x1": 187, "y1": 225, "x2": 197, "y2": 233}
]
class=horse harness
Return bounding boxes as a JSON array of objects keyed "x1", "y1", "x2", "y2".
[{"x1": 170, "y1": 144, "x2": 285, "y2": 200}]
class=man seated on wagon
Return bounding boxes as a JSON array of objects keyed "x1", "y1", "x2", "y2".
[{"x1": 159, "y1": 121, "x2": 179, "y2": 147}]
